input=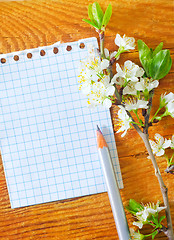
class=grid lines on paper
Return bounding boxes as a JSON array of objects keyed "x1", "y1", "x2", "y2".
[{"x1": 0, "y1": 37, "x2": 123, "y2": 208}]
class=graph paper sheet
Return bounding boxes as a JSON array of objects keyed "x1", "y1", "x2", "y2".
[{"x1": 0, "y1": 37, "x2": 123, "y2": 208}]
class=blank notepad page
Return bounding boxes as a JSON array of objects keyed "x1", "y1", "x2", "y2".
[{"x1": 0, "y1": 37, "x2": 123, "y2": 208}]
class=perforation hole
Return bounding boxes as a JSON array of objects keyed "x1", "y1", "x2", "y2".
[
  {"x1": 14, "y1": 55, "x2": 19, "y2": 61},
  {"x1": 79, "y1": 43, "x2": 85, "y2": 49},
  {"x1": 40, "y1": 50, "x2": 46, "y2": 56},
  {"x1": 66, "y1": 45, "x2": 72, "y2": 51},
  {"x1": 27, "y1": 53, "x2": 32, "y2": 59},
  {"x1": 53, "y1": 47, "x2": 59, "y2": 54},
  {"x1": 1, "y1": 58, "x2": 6, "y2": 64}
]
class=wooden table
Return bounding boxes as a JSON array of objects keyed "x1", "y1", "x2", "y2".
[{"x1": 0, "y1": 0, "x2": 173, "y2": 239}]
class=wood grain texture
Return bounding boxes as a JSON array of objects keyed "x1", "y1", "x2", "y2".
[{"x1": 0, "y1": 0, "x2": 173, "y2": 239}]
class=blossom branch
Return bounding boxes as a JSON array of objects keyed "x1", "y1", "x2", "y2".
[
  {"x1": 138, "y1": 132, "x2": 174, "y2": 239},
  {"x1": 126, "y1": 94, "x2": 174, "y2": 238},
  {"x1": 98, "y1": 30, "x2": 123, "y2": 105},
  {"x1": 80, "y1": 5, "x2": 173, "y2": 237}
]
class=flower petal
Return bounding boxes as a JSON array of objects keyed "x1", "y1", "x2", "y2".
[
  {"x1": 105, "y1": 86, "x2": 115, "y2": 96},
  {"x1": 154, "y1": 133, "x2": 164, "y2": 145},
  {"x1": 152, "y1": 80, "x2": 159, "y2": 88},
  {"x1": 156, "y1": 206, "x2": 166, "y2": 212},
  {"x1": 110, "y1": 51, "x2": 120, "y2": 60},
  {"x1": 103, "y1": 98, "x2": 112, "y2": 108},
  {"x1": 156, "y1": 148, "x2": 165, "y2": 156},
  {"x1": 115, "y1": 34, "x2": 121, "y2": 47},
  {"x1": 121, "y1": 130, "x2": 127, "y2": 137},
  {"x1": 149, "y1": 140, "x2": 158, "y2": 152},
  {"x1": 104, "y1": 48, "x2": 110, "y2": 58},
  {"x1": 128, "y1": 76, "x2": 139, "y2": 82},
  {"x1": 124, "y1": 60, "x2": 133, "y2": 70},
  {"x1": 135, "y1": 82, "x2": 144, "y2": 91},
  {"x1": 162, "y1": 139, "x2": 171, "y2": 149},
  {"x1": 133, "y1": 221, "x2": 143, "y2": 229},
  {"x1": 136, "y1": 67, "x2": 145, "y2": 77},
  {"x1": 164, "y1": 92, "x2": 174, "y2": 103},
  {"x1": 111, "y1": 74, "x2": 117, "y2": 83},
  {"x1": 101, "y1": 59, "x2": 109, "y2": 70},
  {"x1": 116, "y1": 63, "x2": 124, "y2": 76}
]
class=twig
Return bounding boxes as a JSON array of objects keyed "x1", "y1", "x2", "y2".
[
  {"x1": 141, "y1": 89, "x2": 173, "y2": 238},
  {"x1": 143, "y1": 90, "x2": 154, "y2": 134},
  {"x1": 99, "y1": 31, "x2": 106, "y2": 59},
  {"x1": 126, "y1": 111, "x2": 173, "y2": 238},
  {"x1": 165, "y1": 165, "x2": 174, "y2": 174},
  {"x1": 139, "y1": 133, "x2": 174, "y2": 239}
]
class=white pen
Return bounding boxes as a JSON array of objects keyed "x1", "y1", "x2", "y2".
[{"x1": 96, "y1": 125, "x2": 130, "y2": 240}]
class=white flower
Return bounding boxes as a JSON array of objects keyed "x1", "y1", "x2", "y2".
[
  {"x1": 123, "y1": 81, "x2": 137, "y2": 95},
  {"x1": 83, "y1": 57, "x2": 109, "y2": 78},
  {"x1": 159, "y1": 92, "x2": 174, "y2": 117},
  {"x1": 133, "y1": 221, "x2": 143, "y2": 229},
  {"x1": 135, "y1": 77, "x2": 159, "y2": 92},
  {"x1": 166, "y1": 99, "x2": 174, "y2": 118},
  {"x1": 78, "y1": 46, "x2": 109, "y2": 83},
  {"x1": 133, "y1": 201, "x2": 166, "y2": 229},
  {"x1": 170, "y1": 135, "x2": 174, "y2": 149},
  {"x1": 115, "y1": 33, "x2": 135, "y2": 51},
  {"x1": 103, "y1": 98, "x2": 113, "y2": 108},
  {"x1": 130, "y1": 228, "x2": 145, "y2": 240},
  {"x1": 149, "y1": 133, "x2": 171, "y2": 156},
  {"x1": 125, "y1": 99, "x2": 148, "y2": 111},
  {"x1": 78, "y1": 46, "x2": 110, "y2": 101},
  {"x1": 104, "y1": 48, "x2": 120, "y2": 60},
  {"x1": 160, "y1": 92, "x2": 174, "y2": 105},
  {"x1": 111, "y1": 74, "x2": 124, "y2": 86},
  {"x1": 113, "y1": 61, "x2": 144, "y2": 84},
  {"x1": 116, "y1": 106, "x2": 132, "y2": 137},
  {"x1": 87, "y1": 75, "x2": 115, "y2": 109}
]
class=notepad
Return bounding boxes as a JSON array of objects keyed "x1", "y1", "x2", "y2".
[{"x1": 0, "y1": 37, "x2": 123, "y2": 208}]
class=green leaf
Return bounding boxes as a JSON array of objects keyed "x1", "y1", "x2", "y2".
[
  {"x1": 92, "y1": 2, "x2": 104, "y2": 29},
  {"x1": 151, "y1": 230, "x2": 158, "y2": 239},
  {"x1": 88, "y1": 4, "x2": 95, "y2": 23},
  {"x1": 125, "y1": 206, "x2": 137, "y2": 215},
  {"x1": 149, "y1": 49, "x2": 172, "y2": 79},
  {"x1": 151, "y1": 214, "x2": 159, "y2": 225},
  {"x1": 128, "y1": 199, "x2": 144, "y2": 213},
  {"x1": 101, "y1": 4, "x2": 112, "y2": 27},
  {"x1": 153, "y1": 42, "x2": 163, "y2": 56},
  {"x1": 82, "y1": 19, "x2": 100, "y2": 29},
  {"x1": 150, "y1": 48, "x2": 153, "y2": 54},
  {"x1": 159, "y1": 215, "x2": 166, "y2": 223},
  {"x1": 148, "y1": 221, "x2": 156, "y2": 227},
  {"x1": 138, "y1": 40, "x2": 152, "y2": 77}
]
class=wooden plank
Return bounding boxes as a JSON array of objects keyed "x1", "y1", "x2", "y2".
[{"x1": 0, "y1": 0, "x2": 173, "y2": 239}]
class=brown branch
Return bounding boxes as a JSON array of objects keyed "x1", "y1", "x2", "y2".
[
  {"x1": 126, "y1": 103, "x2": 173, "y2": 239},
  {"x1": 99, "y1": 31, "x2": 106, "y2": 59},
  {"x1": 165, "y1": 165, "x2": 174, "y2": 174},
  {"x1": 143, "y1": 90, "x2": 154, "y2": 134},
  {"x1": 139, "y1": 133, "x2": 174, "y2": 240}
]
